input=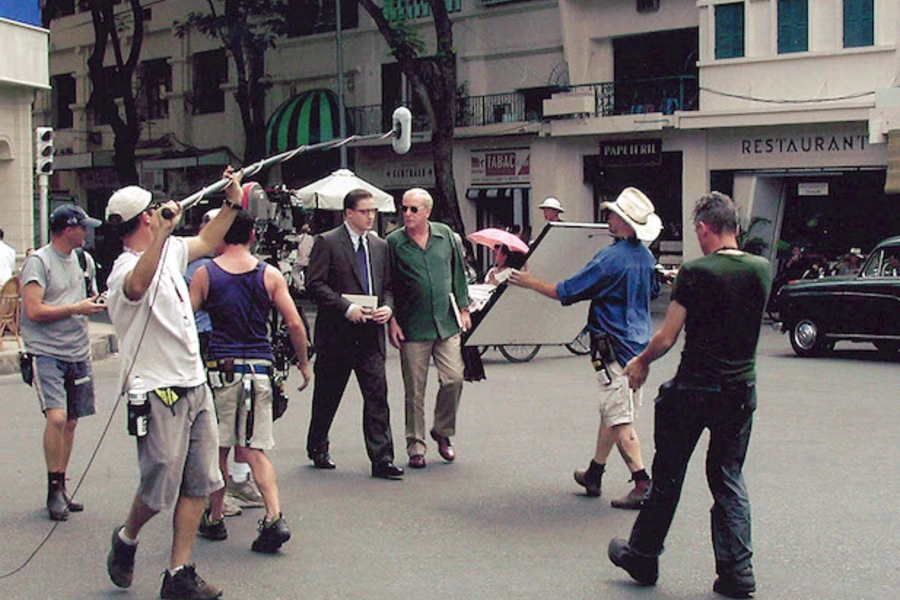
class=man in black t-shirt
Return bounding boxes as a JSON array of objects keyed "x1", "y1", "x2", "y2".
[{"x1": 608, "y1": 192, "x2": 771, "y2": 599}]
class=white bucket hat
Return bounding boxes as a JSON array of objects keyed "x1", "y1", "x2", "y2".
[
  {"x1": 538, "y1": 197, "x2": 565, "y2": 213},
  {"x1": 600, "y1": 187, "x2": 663, "y2": 242},
  {"x1": 106, "y1": 185, "x2": 153, "y2": 223}
]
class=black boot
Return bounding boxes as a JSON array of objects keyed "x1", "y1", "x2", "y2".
[{"x1": 573, "y1": 461, "x2": 605, "y2": 497}]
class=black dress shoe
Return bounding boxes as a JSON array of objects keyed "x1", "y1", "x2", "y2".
[
  {"x1": 371, "y1": 461, "x2": 404, "y2": 480},
  {"x1": 47, "y1": 489, "x2": 69, "y2": 521},
  {"x1": 311, "y1": 452, "x2": 336, "y2": 469}
]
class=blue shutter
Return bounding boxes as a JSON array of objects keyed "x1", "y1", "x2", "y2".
[
  {"x1": 715, "y1": 3, "x2": 745, "y2": 59},
  {"x1": 778, "y1": 0, "x2": 808, "y2": 54},
  {"x1": 844, "y1": 0, "x2": 874, "y2": 48}
]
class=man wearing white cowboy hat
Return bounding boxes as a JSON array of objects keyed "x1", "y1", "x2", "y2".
[
  {"x1": 538, "y1": 197, "x2": 565, "y2": 223},
  {"x1": 510, "y1": 186, "x2": 660, "y2": 509}
]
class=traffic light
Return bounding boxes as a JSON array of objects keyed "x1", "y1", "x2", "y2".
[{"x1": 35, "y1": 127, "x2": 54, "y2": 175}]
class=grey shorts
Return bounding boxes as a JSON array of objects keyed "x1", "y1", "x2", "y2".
[
  {"x1": 210, "y1": 366, "x2": 275, "y2": 451},
  {"x1": 596, "y1": 360, "x2": 642, "y2": 427},
  {"x1": 137, "y1": 384, "x2": 223, "y2": 511},
  {"x1": 33, "y1": 355, "x2": 96, "y2": 420}
]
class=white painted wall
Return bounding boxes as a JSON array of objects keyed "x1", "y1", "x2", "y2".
[{"x1": 0, "y1": 18, "x2": 49, "y2": 256}]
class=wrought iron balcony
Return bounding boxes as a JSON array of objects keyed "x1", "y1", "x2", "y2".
[
  {"x1": 559, "y1": 75, "x2": 698, "y2": 118},
  {"x1": 344, "y1": 75, "x2": 698, "y2": 135}
]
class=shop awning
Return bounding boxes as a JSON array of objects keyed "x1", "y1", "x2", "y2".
[
  {"x1": 265, "y1": 88, "x2": 348, "y2": 155},
  {"x1": 466, "y1": 188, "x2": 514, "y2": 201}
]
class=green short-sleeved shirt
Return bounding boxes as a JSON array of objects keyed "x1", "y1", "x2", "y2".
[
  {"x1": 387, "y1": 222, "x2": 470, "y2": 341},
  {"x1": 672, "y1": 251, "x2": 772, "y2": 384}
]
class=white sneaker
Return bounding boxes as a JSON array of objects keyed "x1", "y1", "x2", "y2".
[
  {"x1": 222, "y1": 495, "x2": 243, "y2": 517},
  {"x1": 227, "y1": 477, "x2": 264, "y2": 508}
]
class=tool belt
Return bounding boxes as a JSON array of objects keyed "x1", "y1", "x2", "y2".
[
  {"x1": 206, "y1": 358, "x2": 272, "y2": 386},
  {"x1": 590, "y1": 332, "x2": 617, "y2": 386}
]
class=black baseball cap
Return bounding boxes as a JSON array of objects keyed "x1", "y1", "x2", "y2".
[{"x1": 50, "y1": 204, "x2": 102, "y2": 233}]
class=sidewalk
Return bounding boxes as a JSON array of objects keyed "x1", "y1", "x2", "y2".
[{"x1": 0, "y1": 317, "x2": 117, "y2": 376}]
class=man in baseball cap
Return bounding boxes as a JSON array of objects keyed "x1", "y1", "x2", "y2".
[
  {"x1": 103, "y1": 170, "x2": 243, "y2": 598},
  {"x1": 20, "y1": 203, "x2": 104, "y2": 521}
]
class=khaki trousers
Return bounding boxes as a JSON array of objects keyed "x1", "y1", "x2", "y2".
[{"x1": 399, "y1": 334, "x2": 464, "y2": 456}]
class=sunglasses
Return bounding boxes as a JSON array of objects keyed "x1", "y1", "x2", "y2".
[
  {"x1": 354, "y1": 208, "x2": 378, "y2": 216},
  {"x1": 401, "y1": 205, "x2": 420, "y2": 213}
]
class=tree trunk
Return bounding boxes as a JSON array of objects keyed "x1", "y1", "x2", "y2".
[
  {"x1": 86, "y1": 0, "x2": 144, "y2": 186},
  {"x1": 357, "y1": 0, "x2": 465, "y2": 235}
]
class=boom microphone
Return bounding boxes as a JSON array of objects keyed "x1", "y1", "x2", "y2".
[
  {"x1": 169, "y1": 106, "x2": 414, "y2": 214},
  {"x1": 392, "y1": 107, "x2": 412, "y2": 155}
]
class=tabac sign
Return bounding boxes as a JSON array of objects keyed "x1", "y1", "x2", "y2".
[
  {"x1": 598, "y1": 138, "x2": 662, "y2": 167},
  {"x1": 471, "y1": 148, "x2": 531, "y2": 184}
]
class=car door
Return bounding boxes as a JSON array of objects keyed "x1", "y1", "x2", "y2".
[{"x1": 865, "y1": 247, "x2": 900, "y2": 337}]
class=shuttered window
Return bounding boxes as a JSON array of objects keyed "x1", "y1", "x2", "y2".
[
  {"x1": 844, "y1": 0, "x2": 874, "y2": 48},
  {"x1": 715, "y1": 3, "x2": 745, "y2": 59},
  {"x1": 384, "y1": 0, "x2": 461, "y2": 20},
  {"x1": 778, "y1": 0, "x2": 808, "y2": 54}
]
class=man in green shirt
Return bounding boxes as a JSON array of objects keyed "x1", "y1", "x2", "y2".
[
  {"x1": 387, "y1": 188, "x2": 471, "y2": 469},
  {"x1": 608, "y1": 192, "x2": 771, "y2": 599}
]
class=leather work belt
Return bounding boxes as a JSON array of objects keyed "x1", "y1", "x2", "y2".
[{"x1": 205, "y1": 360, "x2": 272, "y2": 375}]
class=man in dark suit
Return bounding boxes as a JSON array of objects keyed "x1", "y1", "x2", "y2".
[{"x1": 305, "y1": 189, "x2": 404, "y2": 480}]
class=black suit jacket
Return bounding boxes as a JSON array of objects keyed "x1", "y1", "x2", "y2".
[{"x1": 306, "y1": 224, "x2": 393, "y2": 356}]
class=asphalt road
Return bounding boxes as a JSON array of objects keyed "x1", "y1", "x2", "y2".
[{"x1": 0, "y1": 319, "x2": 897, "y2": 599}]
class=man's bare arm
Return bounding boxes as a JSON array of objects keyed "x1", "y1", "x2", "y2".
[{"x1": 623, "y1": 299, "x2": 687, "y2": 389}]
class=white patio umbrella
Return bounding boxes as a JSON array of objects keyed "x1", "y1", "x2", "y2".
[{"x1": 291, "y1": 169, "x2": 395, "y2": 212}]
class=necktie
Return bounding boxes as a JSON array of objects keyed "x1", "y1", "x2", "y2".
[{"x1": 356, "y1": 237, "x2": 370, "y2": 294}]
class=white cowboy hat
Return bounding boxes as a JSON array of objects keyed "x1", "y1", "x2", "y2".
[
  {"x1": 600, "y1": 187, "x2": 663, "y2": 242},
  {"x1": 538, "y1": 197, "x2": 565, "y2": 213}
]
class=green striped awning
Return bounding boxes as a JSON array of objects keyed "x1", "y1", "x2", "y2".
[{"x1": 265, "y1": 89, "x2": 347, "y2": 155}]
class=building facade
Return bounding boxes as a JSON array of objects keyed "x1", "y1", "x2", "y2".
[
  {"x1": 1, "y1": 5, "x2": 48, "y2": 257},
  {"x1": 37, "y1": 0, "x2": 900, "y2": 272}
]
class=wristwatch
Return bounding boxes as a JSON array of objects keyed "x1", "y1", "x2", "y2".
[{"x1": 222, "y1": 198, "x2": 241, "y2": 211}]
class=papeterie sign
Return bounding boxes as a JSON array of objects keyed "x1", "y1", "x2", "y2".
[{"x1": 598, "y1": 139, "x2": 662, "y2": 167}]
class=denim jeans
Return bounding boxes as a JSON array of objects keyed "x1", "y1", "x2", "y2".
[{"x1": 629, "y1": 378, "x2": 756, "y2": 575}]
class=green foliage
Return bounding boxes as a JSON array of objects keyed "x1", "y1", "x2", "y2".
[
  {"x1": 738, "y1": 215, "x2": 771, "y2": 256},
  {"x1": 384, "y1": 19, "x2": 427, "y2": 56},
  {"x1": 174, "y1": 0, "x2": 288, "y2": 52}
]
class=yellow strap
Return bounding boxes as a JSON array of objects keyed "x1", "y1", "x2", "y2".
[{"x1": 155, "y1": 388, "x2": 180, "y2": 407}]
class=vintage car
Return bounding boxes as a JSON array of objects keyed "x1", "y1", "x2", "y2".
[{"x1": 776, "y1": 235, "x2": 900, "y2": 357}]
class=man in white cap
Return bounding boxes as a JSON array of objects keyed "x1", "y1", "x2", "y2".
[
  {"x1": 510, "y1": 187, "x2": 661, "y2": 509},
  {"x1": 103, "y1": 170, "x2": 241, "y2": 599},
  {"x1": 539, "y1": 197, "x2": 565, "y2": 223}
]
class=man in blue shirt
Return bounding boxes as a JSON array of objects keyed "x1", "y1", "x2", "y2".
[{"x1": 510, "y1": 187, "x2": 661, "y2": 509}]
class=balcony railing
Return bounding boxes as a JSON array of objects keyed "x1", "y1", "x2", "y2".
[
  {"x1": 457, "y1": 92, "x2": 525, "y2": 127},
  {"x1": 564, "y1": 75, "x2": 698, "y2": 117},
  {"x1": 344, "y1": 75, "x2": 698, "y2": 135}
]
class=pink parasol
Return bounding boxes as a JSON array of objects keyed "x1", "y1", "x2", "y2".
[{"x1": 467, "y1": 228, "x2": 530, "y2": 254}]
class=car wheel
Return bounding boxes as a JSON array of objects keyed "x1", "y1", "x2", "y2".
[{"x1": 789, "y1": 318, "x2": 833, "y2": 357}]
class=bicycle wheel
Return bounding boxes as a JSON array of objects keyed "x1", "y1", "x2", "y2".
[
  {"x1": 477, "y1": 345, "x2": 490, "y2": 356},
  {"x1": 564, "y1": 328, "x2": 591, "y2": 355},
  {"x1": 498, "y1": 345, "x2": 541, "y2": 363}
]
